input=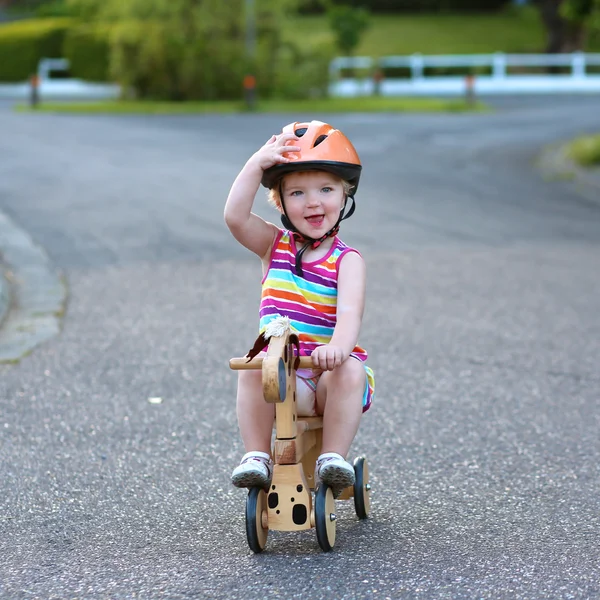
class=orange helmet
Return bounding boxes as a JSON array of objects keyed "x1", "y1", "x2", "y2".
[{"x1": 261, "y1": 120, "x2": 362, "y2": 192}]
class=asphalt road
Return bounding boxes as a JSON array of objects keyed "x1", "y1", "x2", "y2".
[{"x1": 1, "y1": 97, "x2": 599, "y2": 599}]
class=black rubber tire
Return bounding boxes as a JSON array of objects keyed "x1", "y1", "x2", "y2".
[
  {"x1": 353, "y1": 456, "x2": 370, "y2": 519},
  {"x1": 245, "y1": 487, "x2": 268, "y2": 553},
  {"x1": 314, "y1": 484, "x2": 336, "y2": 552}
]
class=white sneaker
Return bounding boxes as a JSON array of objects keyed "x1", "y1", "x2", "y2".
[
  {"x1": 316, "y1": 452, "x2": 355, "y2": 497},
  {"x1": 231, "y1": 451, "x2": 273, "y2": 489}
]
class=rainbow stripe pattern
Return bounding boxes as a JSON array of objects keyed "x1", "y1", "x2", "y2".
[{"x1": 259, "y1": 229, "x2": 374, "y2": 411}]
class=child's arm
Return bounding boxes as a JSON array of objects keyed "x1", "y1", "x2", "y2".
[
  {"x1": 224, "y1": 133, "x2": 300, "y2": 259},
  {"x1": 311, "y1": 251, "x2": 366, "y2": 371}
]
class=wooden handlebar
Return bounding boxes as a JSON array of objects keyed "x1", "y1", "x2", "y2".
[{"x1": 229, "y1": 356, "x2": 315, "y2": 370}]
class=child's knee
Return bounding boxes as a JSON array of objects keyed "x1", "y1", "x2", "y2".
[
  {"x1": 335, "y1": 358, "x2": 366, "y2": 388},
  {"x1": 237, "y1": 368, "x2": 263, "y2": 390}
]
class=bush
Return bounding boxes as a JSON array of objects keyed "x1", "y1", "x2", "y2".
[
  {"x1": 567, "y1": 133, "x2": 600, "y2": 166},
  {"x1": 63, "y1": 23, "x2": 110, "y2": 81},
  {"x1": 267, "y1": 39, "x2": 335, "y2": 99},
  {"x1": 35, "y1": 0, "x2": 74, "y2": 17},
  {"x1": 107, "y1": 19, "x2": 246, "y2": 100},
  {"x1": 0, "y1": 4, "x2": 336, "y2": 100},
  {"x1": 0, "y1": 18, "x2": 72, "y2": 82}
]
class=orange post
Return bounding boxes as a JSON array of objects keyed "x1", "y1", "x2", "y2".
[
  {"x1": 373, "y1": 69, "x2": 384, "y2": 97},
  {"x1": 465, "y1": 74, "x2": 475, "y2": 107},
  {"x1": 30, "y1": 74, "x2": 40, "y2": 108},
  {"x1": 244, "y1": 74, "x2": 257, "y2": 111}
]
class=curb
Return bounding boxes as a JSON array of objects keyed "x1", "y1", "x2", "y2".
[
  {"x1": 0, "y1": 259, "x2": 10, "y2": 330},
  {"x1": 536, "y1": 142, "x2": 600, "y2": 206},
  {"x1": 0, "y1": 210, "x2": 68, "y2": 364}
]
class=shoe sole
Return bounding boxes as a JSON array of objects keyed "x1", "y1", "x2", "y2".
[
  {"x1": 319, "y1": 463, "x2": 355, "y2": 492},
  {"x1": 231, "y1": 471, "x2": 270, "y2": 489}
]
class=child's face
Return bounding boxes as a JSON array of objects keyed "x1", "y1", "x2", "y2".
[{"x1": 281, "y1": 171, "x2": 345, "y2": 238}]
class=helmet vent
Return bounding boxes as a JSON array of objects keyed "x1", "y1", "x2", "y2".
[
  {"x1": 313, "y1": 134, "x2": 328, "y2": 147},
  {"x1": 294, "y1": 128, "x2": 307, "y2": 137}
]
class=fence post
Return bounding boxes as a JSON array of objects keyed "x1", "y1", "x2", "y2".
[
  {"x1": 373, "y1": 68, "x2": 384, "y2": 96},
  {"x1": 464, "y1": 74, "x2": 476, "y2": 107},
  {"x1": 572, "y1": 51, "x2": 586, "y2": 78},
  {"x1": 243, "y1": 74, "x2": 256, "y2": 111},
  {"x1": 29, "y1": 74, "x2": 40, "y2": 108},
  {"x1": 329, "y1": 57, "x2": 341, "y2": 82},
  {"x1": 410, "y1": 53, "x2": 424, "y2": 80},
  {"x1": 492, "y1": 52, "x2": 506, "y2": 79}
]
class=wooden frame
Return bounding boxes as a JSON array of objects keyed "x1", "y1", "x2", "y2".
[
  {"x1": 230, "y1": 329, "x2": 356, "y2": 532},
  {"x1": 230, "y1": 326, "x2": 371, "y2": 555}
]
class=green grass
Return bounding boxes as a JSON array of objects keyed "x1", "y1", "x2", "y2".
[
  {"x1": 291, "y1": 8, "x2": 549, "y2": 57},
  {"x1": 16, "y1": 96, "x2": 488, "y2": 115},
  {"x1": 290, "y1": 7, "x2": 600, "y2": 56},
  {"x1": 566, "y1": 134, "x2": 600, "y2": 167},
  {"x1": 16, "y1": 100, "x2": 245, "y2": 114}
]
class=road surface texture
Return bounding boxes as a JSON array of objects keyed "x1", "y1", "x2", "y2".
[{"x1": 1, "y1": 96, "x2": 599, "y2": 599}]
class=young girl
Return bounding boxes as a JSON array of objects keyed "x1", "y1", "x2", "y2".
[{"x1": 224, "y1": 120, "x2": 374, "y2": 496}]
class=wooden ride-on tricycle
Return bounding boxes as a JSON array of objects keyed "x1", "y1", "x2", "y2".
[{"x1": 229, "y1": 323, "x2": 371, "y2": 552}]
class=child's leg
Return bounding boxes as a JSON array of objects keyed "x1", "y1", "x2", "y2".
[
  {"x1": 236, "y1": 369, "x2": 274, "y2": 454},
  {"x1": 231, "y1": 369, "x2": 275, "y2": 489},
  {"x1": 315, "y1": 358, "x2": 366, "y2": 458}
]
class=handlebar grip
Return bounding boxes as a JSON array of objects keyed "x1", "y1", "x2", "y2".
[{"x1": 229, "y1": 356, "x2": 315, "y2": 370}]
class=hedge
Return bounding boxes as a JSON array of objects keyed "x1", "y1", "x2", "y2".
[
  {"x1": 63, "y1": 24, "x2": 110, "y2": 82},
  {"x1": 0, "y1": 18, "x2": 72, "y2": 82}
]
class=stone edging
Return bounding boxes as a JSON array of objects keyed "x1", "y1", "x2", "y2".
[
  {"x1": 0, "y1": 258, "x2": 10, "y2": 330},
  {"x1": 0, "y1": 210, "x2": 68, "y2": 363}
]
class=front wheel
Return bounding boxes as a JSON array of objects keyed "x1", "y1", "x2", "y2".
[
  {"x1": 314, "y1": 484, "x2": 336, "y2": 552},
  {"x1": 246, "y1": 487, "x2": 268, "y2": 553}
]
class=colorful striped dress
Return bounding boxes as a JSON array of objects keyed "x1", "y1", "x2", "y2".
[{"x1": 259, "y1": 229, "x2": 374, "y2": 411}]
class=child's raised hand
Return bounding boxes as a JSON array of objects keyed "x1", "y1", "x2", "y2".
[
  {"x1": 311, "y1": 344, "x2": 345, "y2": 371},
  {"x1": 251, "y1": 132, "x2": 301, "y2": 172}
]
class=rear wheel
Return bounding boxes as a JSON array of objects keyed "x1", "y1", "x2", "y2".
[
  {"x1": 246, "y1": 487, "x2": 268, "y2": 553},
  {"x1": 315, "y1": 484, "x2": 336, "y2": 552},
  {"x1": 353, "y1": 456, "x2": 370, "y2": 519}
]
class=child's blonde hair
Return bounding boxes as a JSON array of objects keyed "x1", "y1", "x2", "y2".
[{"x1": 267, "y1": 172, "x2": 354, "y2": 211}]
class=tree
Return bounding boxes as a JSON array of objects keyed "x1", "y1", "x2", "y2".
[
  {"x1": 534, "y1": 0, "x2": 597, "y2": 52},
  {"x1": 562, "y1": 0, "x2": 600, "y2": 33},
  {"x1": 327, "y1": 3, "x2": 370, "y2": 56},
  {"x1": 65, "y1": 0, "x2": 310, "y2": 101}
]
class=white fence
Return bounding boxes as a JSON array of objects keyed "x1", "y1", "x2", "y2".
[
  {"x1": 329, "y1": 52, "x2": 600, "y2": 96},
  {"x1": 2, "y1": 54, "x2": 599, "y2": 101},
  {"x1": 0, "y1": 58, "x2": 120, "y2": 101}
]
